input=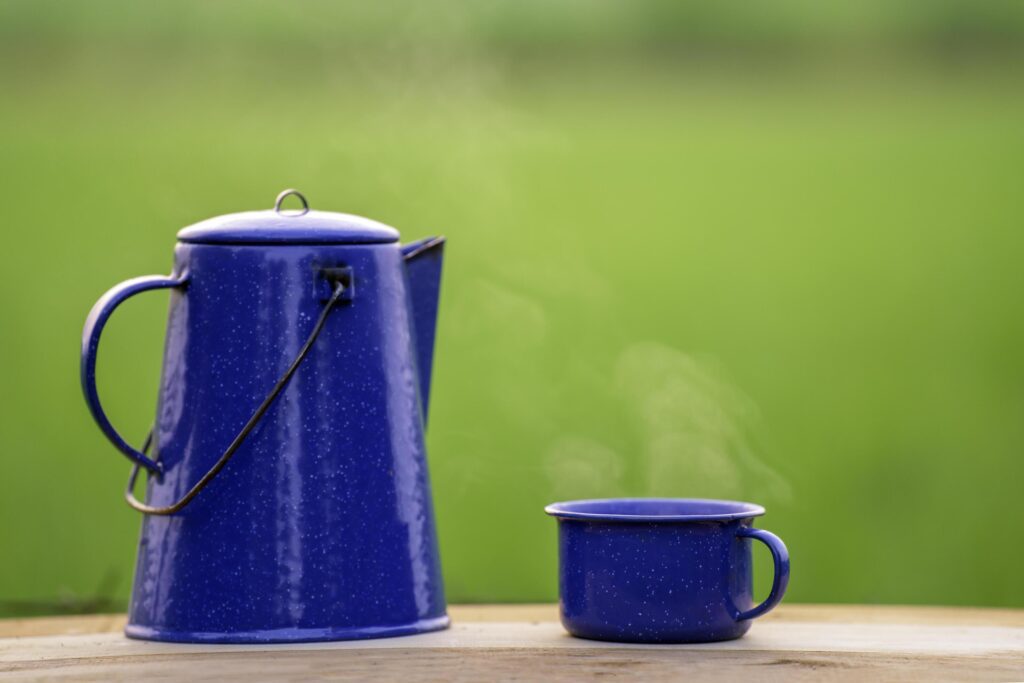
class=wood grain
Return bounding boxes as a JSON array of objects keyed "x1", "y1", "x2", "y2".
[{"x1": 1, "y1": 605, "x2": 1022, "y2": 681}]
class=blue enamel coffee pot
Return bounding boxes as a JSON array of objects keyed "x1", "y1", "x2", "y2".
[{"x1": 81, "y1": 190, "x2": 448, "y2": 643}]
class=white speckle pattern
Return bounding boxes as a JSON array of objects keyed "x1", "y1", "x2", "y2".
[
  {"x1": 551, "y1": 499, "x2": 782, "y2": 643},
  {"x1": 127, "y1": 239, "x2": 448, "y2": 643}
]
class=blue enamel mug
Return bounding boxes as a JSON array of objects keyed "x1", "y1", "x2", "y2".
[{"x1": 545, "y1": 498, "x2": 790, "y2": 643}]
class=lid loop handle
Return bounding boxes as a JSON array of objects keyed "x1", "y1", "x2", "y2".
[{"x1": 274, "y1": 189, "x2": 310, "y2": 216}]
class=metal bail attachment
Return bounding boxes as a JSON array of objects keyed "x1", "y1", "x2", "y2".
[{"x1": 274, "y1": 188, "x2": 310, "y2": 216}]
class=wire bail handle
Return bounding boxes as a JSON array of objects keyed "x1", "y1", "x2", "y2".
[
  {"x1": 274, "y1": 189, "x2": 310, "y2": 216},
  {"x1": 125, "y1": 279, "x2": 348, "y2": 515}
]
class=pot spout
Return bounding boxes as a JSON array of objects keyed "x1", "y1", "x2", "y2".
[{"x1": 401, "y1": 236, "x2": 445, "y2": 423}]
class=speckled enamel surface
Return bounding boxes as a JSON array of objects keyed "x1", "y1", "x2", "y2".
[
  {"x1": 101, "y1": 237, "x2": 447, "y2": 643},
  {"x1": 548, "y1": 499, "x2": 789, "y2": 644}
]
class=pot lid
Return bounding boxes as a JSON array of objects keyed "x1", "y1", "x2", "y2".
[{"x1": 177, "y1": 189, "x2": 400, "y2": 245}]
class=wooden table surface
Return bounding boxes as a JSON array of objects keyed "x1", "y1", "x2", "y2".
[{"x1": 1, "y1": 604, "x2": 1022, "y2": 681}]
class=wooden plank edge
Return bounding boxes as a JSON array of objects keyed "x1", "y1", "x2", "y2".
[{"x1": 1, "y1": 603, "x2": 1023, "y2": 639}]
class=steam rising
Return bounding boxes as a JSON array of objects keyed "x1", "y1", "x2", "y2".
[
  {"x1": 544, "y1": 435, "x2": 624, "y2": 499},
  {"x1": 615, "y1": 342, "x2": 790, "y2": 501},
  {"x1": 545, "y1": 342, "x2": 790, "y2": 503}
]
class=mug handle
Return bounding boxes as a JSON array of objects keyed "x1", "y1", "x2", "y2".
[
  {"x1": 735, "y1": 527, "x2": 790, "y2": 621},
  {"x1": 81, "y1": 273, "x2": 188, "y2": 473}
]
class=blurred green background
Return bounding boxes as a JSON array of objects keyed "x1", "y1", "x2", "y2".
[{"x1": 2, "y1": 1, "x2": 1023, "y2": 615}]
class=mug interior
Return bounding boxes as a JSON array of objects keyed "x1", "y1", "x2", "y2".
[{"x1": 544, "y1": 498, "x2": 765, "y2": 522}]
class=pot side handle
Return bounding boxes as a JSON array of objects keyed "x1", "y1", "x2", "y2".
[{"x1": 81, "y1": 274, "x2": 188, "y2": 473}]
